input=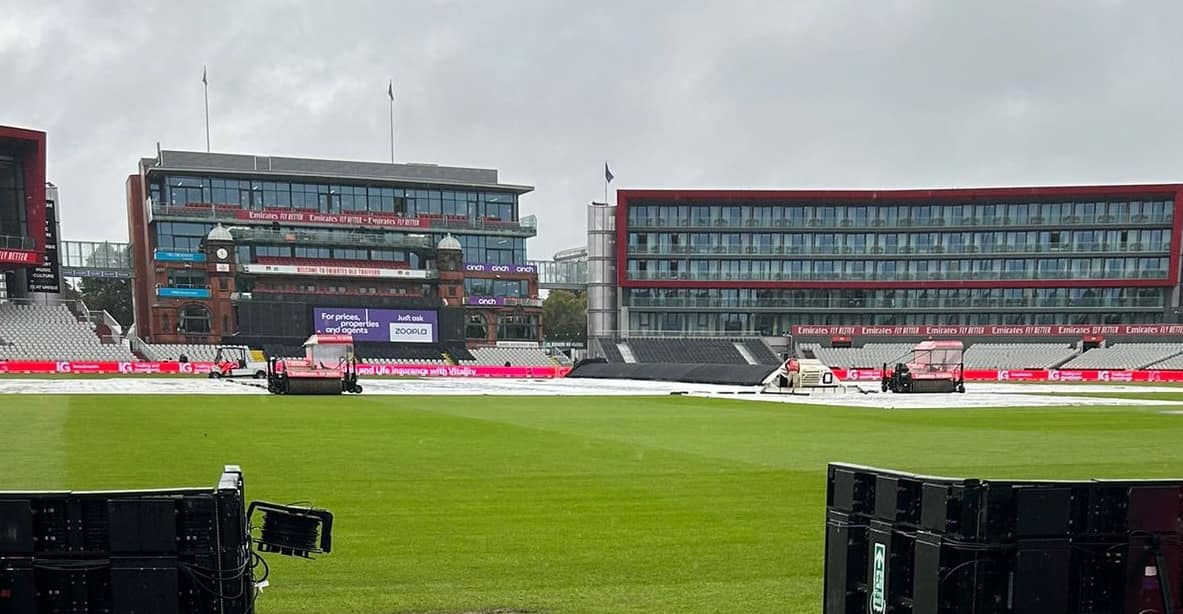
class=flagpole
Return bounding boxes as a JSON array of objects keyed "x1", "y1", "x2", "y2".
[
  {"x1": 203, "y1": 66, "x2": 211, "y2": 153},
  {"x1": 388, "y1": 80, "x2": 395, "y2": 163},
  {"x1": 603, "y1": 162, "x2": 613, "y2": 204}
]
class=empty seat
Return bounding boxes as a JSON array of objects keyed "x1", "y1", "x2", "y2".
[
  {"x1": 963, "y1": 343, "x2": 1078, "y2": 369},
  {"x1": 141, "y1": 343, "x2": 247, "y2": 362},
  {"x1": 594, "y1": 337, "x2": 775, "y2": 365},
  {"x1": 355, "y1": 343, "x2": 448, "y2": 364},
  {"x1": 1061, "y1": 343, "x2": 1183, "y2": 370},
  {"x1": 0, "y1": 302, "x2": 137, "y2": 361},
  {"x1": 1148, "y1": 353, "x2": 1183, "y2": 370},
  {"x1": 461, "y1": 347, "x2": 555, "y2": 366},
  {"x1": 809, "y1": 344, "x2": 914, "y2": 369},
  {"x1": 621, "y1": 339, "x2": 747, "y2": 365},
  {"x1": 595, "y1": 338, "x2": 625, "y2": 363},
  {"x1": 742, "y1": 339, "x2": 781, "y2": 364}
]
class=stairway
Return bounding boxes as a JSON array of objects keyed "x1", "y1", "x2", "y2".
[
  {"x1": 733, "y1": 342, "x2": 759, "y2": 365},
  {"x1": 616, "y1": 342, "x2": 637, "y2": 363}
]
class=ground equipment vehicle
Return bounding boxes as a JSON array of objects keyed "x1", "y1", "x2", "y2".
[
  {"x1": 761, "y1": 357, "x2": 844, "y2": 393},
  {"x1": 881, "y1": 340, "x2": 965, "y2": 393},
  {"x1": 266, "y1": 334, "x2": 363, "y2": 395},
  {"x1": 209, "y1": 345, "x2": 268, "y2": 379}
]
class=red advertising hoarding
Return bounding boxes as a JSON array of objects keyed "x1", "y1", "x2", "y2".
[
  {"x1": 792, "y1": 325, "x2": 1183, "y2": 337},
  {"x1": 235, "y1": 209, "x2": 428, "y2": 229},
  {"x1": 0, "y1": 360, "x2": 571, "y2": 378},
  {"x1": 0, "y1": 250, "x2": 40, "y2": 264},
  {"x1": 831, "y1": 367, "x2": 1183, "y2": 383},
  {"x1": 0, "y1": 360, "x2": 1178, "y2": 383}
]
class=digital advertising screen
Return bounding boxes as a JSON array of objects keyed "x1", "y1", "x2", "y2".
[{"x1": 313, "y1": 307, "x2": 438, "y2": 343}]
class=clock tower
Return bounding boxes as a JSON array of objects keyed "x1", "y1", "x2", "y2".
[{"x1": 203, "y1": 223, "x2": 237, "y2": 341}]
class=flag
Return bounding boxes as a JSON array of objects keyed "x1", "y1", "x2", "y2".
[
  {"x1": 202, "y1": 66, "x2": 207, "y2": 86},
  {"x1": 388, "y1": 81, "x2": 394, "y2": 101},
  {"x1": 605, "y1": 163, "x2": 614, "y2": 183}
]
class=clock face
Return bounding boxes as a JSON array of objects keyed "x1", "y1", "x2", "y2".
[{"x1": 215, "y1": 248, "x2": 229, "y2": 260}]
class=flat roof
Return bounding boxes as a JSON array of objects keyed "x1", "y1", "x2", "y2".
[
  {"x1": 0, "y1": 125, "x2": 46, "y2": 142},
  {"x1": 617, "y1": 184, "x2": 1183, "y2": 202},
  {"x1": 141, "y1": 149, "x2": 533, "y2": 194}
]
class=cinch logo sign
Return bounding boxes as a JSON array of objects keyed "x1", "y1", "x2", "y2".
[{"x1": 870, "y1": 542, "x2": 887, "y2": 613}]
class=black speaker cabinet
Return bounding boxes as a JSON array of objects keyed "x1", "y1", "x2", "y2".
[
  {"x1": 823, "y1": 463, "x2": 1183, "y2": 614},
  {"x1": 0, "y1": 466, "x2": 251, "y2": 614}
]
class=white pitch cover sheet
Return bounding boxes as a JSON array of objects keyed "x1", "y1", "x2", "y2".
[{"x1": 0, "y1": 377, "x2": 1176, "y2": 410}]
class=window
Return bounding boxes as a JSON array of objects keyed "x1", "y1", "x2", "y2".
[
  {"x1": 496, "y1": 314, "x2": 538, "y2": 341},
  {"x1": 178, "y1": 304, "x2": 212, "y2": 335},
  {"x1": 167, "y1": 269, "x2": 207, "y2": 288},
  {"x1": 0, "y1": 155, "x2": 27, "y2": 239},
  {"x1": 332, "y1": 248, "x2": 367, "y2": 260},
  {"x1": 338, "y1": 185, "x2": 368, "y2": 212},
  {"x1": 470, "y1": 278, "x2": 527, "y2": 297},
  {"x1": 367, "y1": 187, "x2": 399, "y2": 214},
  {"x1": 166, "y1": 176, "x2": 207, "y2": 206},
  {"x1": 209, "y1": 178, "x2": 249, "y2": 207},
  {"x1": 256, "y1": 245, "x2": 293, "y2": 259},
  {"x1": 259, "y1": 182, "x2": 291, "y2": 208},
  {"x1": 154, "y1": 221, "x2": 213, "y2": 252},
  {"x1": 294, "y1": 246, "x2": 331, "y2": 259},
  {"x1": 291, "y1": 183, "x2": 321, "y2": 210},
  {"x1": 466, "y1": 314, "x2": 488, "y2": 338}
]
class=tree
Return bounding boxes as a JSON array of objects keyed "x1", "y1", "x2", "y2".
[
  {"x1": 78, "y1": 278, "x2": 133, "y2": 326},
  {"x1": 61, "y1": 280, "x2": 82, "y2": 301},
  {"x1": 542, "y1": 290, "x2": 586, "y2": 343},
  {"x1": 83, "y1": 242, "x2": 130, "y2": 269},
  {"x1": 69, "y1": 242, "x2": 134, "y2": 325}
]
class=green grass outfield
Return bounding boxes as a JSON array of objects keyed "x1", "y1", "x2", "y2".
[{"x1": 3, "y1": 393, "x2": 1183, "y2": 613}]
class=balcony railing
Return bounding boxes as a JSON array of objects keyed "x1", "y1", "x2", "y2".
[
  {"x1": 150, "y1": 202, "x2": 537, "y2": 236},
  {"x1": 503, "y1": 297, "x2": 544, "y2": 307},
  {"x1": 530, "y1": 260, "x2": 589, "y2": 286},
  {"x1": 0, "y1": 235, "x2": 35, "y2": 250},
  {"x1": 626, "y1": 242, "x2": 1171, "y2": 258},
  {"x1": 62, "y1": 241, "x2": 132, "y2": 268},
  {"x1": 625, "y1": 269, "x2": 1171, "y2": 282},
  {"x1": 628, "y1": 213, "x2": 1174, "y2": 230},
  {"x1": 625, "y1": 297, "x2": 1164, "y2": 310},
  {"x1": 229, "y1": 227, "x2": 435, "y2": 250}
]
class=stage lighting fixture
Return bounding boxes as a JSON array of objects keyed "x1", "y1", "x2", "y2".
[{"x1": 249, "y1": 501, "x2": 334, "y2": 558}]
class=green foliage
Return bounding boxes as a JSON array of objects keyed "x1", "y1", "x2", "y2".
[
  {"x1": 3, "y1": 394, "x2": 1181, "y2": 613},
  {"x1": 77, "y1": 277, "x2": 133, "y2": 325},
  {"x1": 542, "y1": 290, "x2": 586, "y2": 342}
]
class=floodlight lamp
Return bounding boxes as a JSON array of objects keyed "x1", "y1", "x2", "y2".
[{"x1": 248, "y1": 501, "x2": 333, "y2": 559}]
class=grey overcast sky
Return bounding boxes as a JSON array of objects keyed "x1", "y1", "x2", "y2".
[{"x1": 2, "y1": 1, "x2": 1182, "y2": 259}]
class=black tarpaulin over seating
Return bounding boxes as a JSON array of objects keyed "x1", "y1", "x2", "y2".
[{"x1": 566, "y1": 362, "x2": 773, "y2": 386}]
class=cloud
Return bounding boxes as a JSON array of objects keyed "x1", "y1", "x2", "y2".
[{"x1": 2, "y1": 1, "x2": 1183, "y2": 260}]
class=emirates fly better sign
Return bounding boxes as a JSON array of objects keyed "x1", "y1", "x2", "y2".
[{"x1": 313, "y1": 308, "x2": 438, "y2": 343}]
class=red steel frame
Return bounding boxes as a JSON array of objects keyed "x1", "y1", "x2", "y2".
[
  {"x1": 0, "y1": 125, "x2": 47, "y2": 261},
  {"x1": 616, "y1": 185, "x2": 1183, "y2": 290}
]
